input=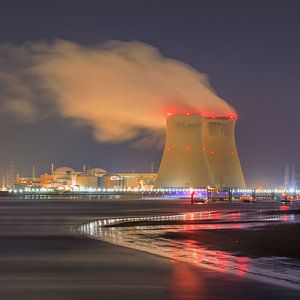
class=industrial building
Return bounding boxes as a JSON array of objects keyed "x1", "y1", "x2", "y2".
[
  {"x1": 99, "y1": 173, "x2": 156, "y2": 190},
  {"x1": 40, "y1": 167, "x2": 77, "y2": 188},
  {"x1": 6, "y1": 113, "x2": 245, "y2": 192},
  {"x1": 155, "y1": 113, "x2": 245, "y2": 188},
  {"x1": 9, "y1": 166, "x2": 156, "y2": 192}
]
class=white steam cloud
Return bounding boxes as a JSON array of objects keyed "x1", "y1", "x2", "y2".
[{"x1": 0, "y1": 40, "x2": 235, "y2": 144}]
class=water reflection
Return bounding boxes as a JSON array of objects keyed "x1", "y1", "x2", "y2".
[
  {"x1": 170, "y1": 260, "x2": 202, "y2": 300},
  {"x1": 78, "y1": 210, "x2": 300, "y2": 290}
]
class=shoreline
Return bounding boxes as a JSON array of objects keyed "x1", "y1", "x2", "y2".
[
  {"x1": 0, "y1": 198, "x2": 300, "y2": 299},
  {"x1": 160, "y1": 223, "x2": 300, "y2": 259},
  {"x1": 79, "y1": 208, "x2": 300, "y2": 291}
]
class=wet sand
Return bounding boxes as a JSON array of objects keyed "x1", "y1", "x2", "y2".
[
  {"x1": 161, "y1": 223, "x2": 300, "y2": 259},
  {"x1": 0, "y1": 197, "x2": 299, "y2": 299}
]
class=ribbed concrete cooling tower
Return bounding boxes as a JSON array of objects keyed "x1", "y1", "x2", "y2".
[
  {"x1": 155, "y1": 114, "x2": 214, "y2": 188},
  {"x1": 203, "y1": 117, "x2": 246, "y2": 188},
  {"x1": 155, "y1": 113, "x2": 246, "y2": 188}
]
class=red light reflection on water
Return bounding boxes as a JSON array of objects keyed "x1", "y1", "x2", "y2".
[
  {"x1": 197, "y1": 211, "x2": 242, "y2": 222},
  {"x1": 230, "y1": 212, "x2": 241, "y2": 220},
  {"x1": 171, "y1": 248, "x2": 202, "y2": 300},
  {"x1": 280, "y1": 205, "x2": 290, "y2": 211},
  {"x1": 170, "y1": 238, "x2": 249, "y2": 299},
  {"x1": 235, "y1": 257, "x2": 250, "y2": 277},
  {"x1": 170, "y1": 234, "x2": 249, "y2": 278},
  {"x1": 280, "y1": 214, "x2": 291, "y2": 222}
]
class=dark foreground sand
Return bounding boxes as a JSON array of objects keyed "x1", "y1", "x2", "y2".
[
  {"x1": 161, "y1": 223, "x2": 300, "y2": 259},
  {"x1": 0, "y1": 197, "x2": 299, "y2": 299}
]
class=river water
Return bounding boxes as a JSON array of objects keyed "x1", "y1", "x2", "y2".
[{"x1": 79, "y1": 209, "x2": 300, "y2": 290}]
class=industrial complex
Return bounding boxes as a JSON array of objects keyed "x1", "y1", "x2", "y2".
[
  {"x1": 1, "y1": 113, "x2": 297, "y2": 198},
  {"x1": 8, "y1": 166, "x2": 157, "y2": 192}
]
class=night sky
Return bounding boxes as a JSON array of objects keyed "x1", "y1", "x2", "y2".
[{"x1": 0, "y1": 0, "x2": 299, "y2": 187}]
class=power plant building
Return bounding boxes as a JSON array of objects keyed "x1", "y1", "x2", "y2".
[
  {"x1": 99, "y1": 173, "x2": 156, "y2": 190},
  {"x1": 5, "y1": 112, "x2": 245, "y2": 192},
  {"x1": 36, "y1": 167, "x2": 156, "y2": 191},
  {"x1": 76, "y1": 173, "x2": 98, "y2": 190},
  {"x1": 156, "y1": 113, "x2": 245, "y2": 188}
]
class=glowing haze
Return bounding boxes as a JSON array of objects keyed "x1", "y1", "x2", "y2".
[{"x1": 0, "y1": 40, "x2": 235, "y2": 144}]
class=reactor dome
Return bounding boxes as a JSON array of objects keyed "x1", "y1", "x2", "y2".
[
  {"x1": 54, "y1": 167, "x2": 76, "y2": 176},
  {"x1": 86, "y1": 168, "x2": 108, "y2": 177},
  {"x1": 76, "y1": 172, "x2": 98, "y2": 189}
]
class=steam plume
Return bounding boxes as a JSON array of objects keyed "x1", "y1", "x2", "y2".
[{"x1": 0, "y1": 40, "x2": 235, "y2": 143}]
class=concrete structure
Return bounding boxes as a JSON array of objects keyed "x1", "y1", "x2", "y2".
[
  {"x1": 76, "y1": 173, "x2": 98, "y2": 190},
  {"x1": 99, "y1": 173, "x2": 157, "y2": 190},
  {"x1": 99, "y1": 174, "x2": 125, "y2": 189},
  {"x1": 86, "y1": 168, "x2": 108, "y2": 177},
  {"x1": 156, "y1": 114, "x2": 213, "y2": 188},
  {"x1": 117, "y1": 173, "x2": 157, "y2": 189},
  {"x1": 9, "y1": 165, "x2": 156, "y2": 191},
  {"x1": 203, "y1": 117, "x2": 245, "y2": 188},
  {"x1": 40, "y1": 167, "x2": 78, "y2": 189},
  {"x1": 156, "y1": 113, "x2": 245, "y2": 188}
]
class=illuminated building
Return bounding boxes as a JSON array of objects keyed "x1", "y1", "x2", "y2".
[
  {"x1": 76, "y1": 173, "x2": 98, "y2": 190},
  {"x1": 40, "y1": 166, "x2": 77, "y2": 188},
  {"x1": 117, "y1": 173, "x2": 157, "y2": 189},
  {"x1": 38, "y1": 167, "x2": 156, "y2": 191},
  {"x1": 99, "y1": 173, "x2": 157, "y2": 190},
  {"x1": 99, "y1": 174, "x2": 125, "y2": 189},
  {"x1": 86, "y1": 168, "x2": 108, "y2": 177},
  {"x1": 10, "y1": 177, "x2": 41, "y2": 190},
  {"x1": 156, "y1": 113, "x2": 245, "y2": 188}
]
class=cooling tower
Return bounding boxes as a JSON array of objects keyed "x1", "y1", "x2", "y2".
[
  {"x1": 155, "y1": 114, "x2": 214, "y2": 188},
  {"x1": 156, "y1": 114, "x2": 246, "y2": 188},
  {"x1": 203, "y1": 117, "x2": 246, "y2": 188}
]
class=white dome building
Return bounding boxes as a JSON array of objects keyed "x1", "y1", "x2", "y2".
[
  {"x1": 86, "y1": 168, "x2": 108, "y2": 177},
  {"x1": 76, "y1": 173, "x2": 98, "y2": 190},
  {"x1": 54, "y1": 167, "x2": 77, "y2": 177},
  {"x1": 52, "y1": 166, "x2": 77, "y2": 188}
]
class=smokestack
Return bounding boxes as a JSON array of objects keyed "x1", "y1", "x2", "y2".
[
  {"x1": 9, "y1": 161, "x2": 15, "y2": 185},
  {"x1": 51, "y1": 162, "x2": 55, "y2": 175},
  {"x1": 283, "y1": 163, "x2": 290, "y2": 189},
  {"x1": 32, "y1": 165, "x2": 36, "y2": 179},
  {"x1": 2, "y1": 176, "x2": 5, "y2": 190},
  {"x1": 156, "y1": 113, "x2": 245, "y2": 188},
  {"x1": 291, "y1": 162, "x2": 296, "y2": 190},
  {"x1": 203, "y1": 116, "x2": 246, "y2": 188},
  {"x1": 150, "y1": 162, "x2": 154, "y2": 173},
  {"x1": 155, "y1": 114, "x2": 214, "y2": 188}
]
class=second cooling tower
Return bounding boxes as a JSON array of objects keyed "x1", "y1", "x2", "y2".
[
  {"x1": 155, "y1": 113, "x2": 246, "y2": 188},
  {"x1": 203, "y1": 117, "x2": 246, "y2": 188}
]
